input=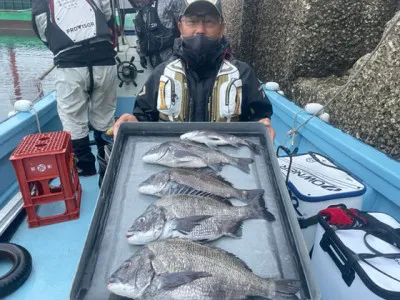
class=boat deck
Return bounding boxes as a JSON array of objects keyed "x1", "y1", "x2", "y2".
[
  {"x1": 0, "y1": 35, "x2": 147, "y2": 299},
  {"x1": 6, "y1": 171, "x2": 100, "y2": 299}
]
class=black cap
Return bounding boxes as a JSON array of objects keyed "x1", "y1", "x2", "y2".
[{"x1": 180, "y1": 0, "x2": 223, "y2": 19}]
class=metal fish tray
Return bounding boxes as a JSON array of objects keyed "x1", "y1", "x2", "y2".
[{"x1": 70, "y1": 122, "x2": 320, "y2": 300}]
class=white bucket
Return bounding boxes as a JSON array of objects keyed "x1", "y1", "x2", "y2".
[
  {"x1": 278, "y1": 152, "x2": 366, "y2": 251},
  {"x1": 312, "y1": 212, "x2": 400, "y2": 300}
]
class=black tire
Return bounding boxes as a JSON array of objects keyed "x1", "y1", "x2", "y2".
[{"x1": 0, "y1": 243, "x2": 32, "y2": 298}]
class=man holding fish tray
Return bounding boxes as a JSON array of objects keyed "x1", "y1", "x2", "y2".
[{"x1": 112, "y1": 0, "x2": 275, "y2": 140}]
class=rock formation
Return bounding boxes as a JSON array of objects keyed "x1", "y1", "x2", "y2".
[{"x1": 222, "y1": 0, "x2": 400, "y2": 159}]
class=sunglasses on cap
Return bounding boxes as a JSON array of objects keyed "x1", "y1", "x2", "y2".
[{"x1": 181, "y1": 14, "x2": 222, "y2": 28}]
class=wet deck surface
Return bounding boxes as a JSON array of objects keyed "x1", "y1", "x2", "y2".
[{"x1": 7, "y1": 167, "x2": 101, "y2": 299}]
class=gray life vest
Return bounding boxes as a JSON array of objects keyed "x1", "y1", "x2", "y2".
[{"x1": 46, "y1": 0, "x2": 111, "y2": 55}]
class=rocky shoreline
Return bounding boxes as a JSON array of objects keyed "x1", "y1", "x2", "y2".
[{"x1": 222, "y1": 0, "x2": 400, "y2": 159}]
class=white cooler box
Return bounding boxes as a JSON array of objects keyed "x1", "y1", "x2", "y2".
[
  {"x1": 312, "y1": 212, "x2": 400, "y2": 300},
  {"x1": 278, "y1": 152, "x2": 366, "y2": 251}
]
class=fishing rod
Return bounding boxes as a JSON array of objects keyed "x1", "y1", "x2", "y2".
[{"x1": 37, "y1": 64, "x2": 56, "y2": 81}]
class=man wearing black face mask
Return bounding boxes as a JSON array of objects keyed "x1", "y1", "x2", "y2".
[{"x1": 114, "y1": 0, "x2": 275, "y2": 139}]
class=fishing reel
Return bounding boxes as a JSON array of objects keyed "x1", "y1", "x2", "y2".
[{"x1": 116, "y1": 56, "x2": 144, "y2": 88}]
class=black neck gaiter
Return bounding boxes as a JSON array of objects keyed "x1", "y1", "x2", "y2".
[{"x1": 181, "y1": 34, "x2": 223, "y2": 74}]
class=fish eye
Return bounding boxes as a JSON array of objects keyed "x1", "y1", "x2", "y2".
[
  {"x1": 123, "y1": 261, "x2": 131, "y2": 269},
  {"x1": 138, "y1": 217, "x2": 145, "y2": 223}
]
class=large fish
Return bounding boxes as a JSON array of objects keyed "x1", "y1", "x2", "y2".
[
  {"x1": 108, "y1": 239, "x2": 301, "y2": 299},
  {"x1": 138, "y1": 168, "x2": 264, "y2": 203},
  {"x1": 126, "y1": 194, "x2": 275, "y2": 245},
  {"x1": 142, "y1": 141, "x2": 254, "y2": 173},
  {"x1": 180, "y1": 130, "x2": 262, "y2": 154}
]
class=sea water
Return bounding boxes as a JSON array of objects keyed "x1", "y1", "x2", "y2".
[{"x1": 0, "y1": 36, "x2": 55, "y2": 122}]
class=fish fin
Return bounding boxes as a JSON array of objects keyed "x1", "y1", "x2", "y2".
[
  {"x1": 246, "y1": 195, "x2": 276, "y2": 222},
  {"x1": 241, "y1": 189, "x2": 265, "y2": 203},
  {"x1": 171, "y1": 184, "x2": 198, "y2": 196},
  {"x1": 190, "y1": 191, "x2": 228, "y2": 203},
  {"x1": 274, "y1": 279, "x2": 301, "y2": 297},
  {"x1": 244, "y1": 141, "x2": 262, "y2": 155},
  {"x1": 194, "y1": 239, "x2": 210, "y2": 244},
  {"x1": 173, "y1": 215, "x2": 212, "y2": 234},
  {"x1": 208, "y1": 163, "x2": 223, "y2": 172},
  {"x1": 181, "y1": 186, "x2": 228, "y2": 202},
  {"x1": 210, "y1": 195, "x2": 231, "y2": 203},
  {"x1": 231, "y1": 157, "x2": 253, "y2": 174},
  {"x1": 170, "y1": 184, "x2": 228, "y2": 202},
  {"x1": 206, "y1": 173, "x2": 234, "y2": 187},
  {"x1": 225, "y1": 221, "x2": 243, "y2": 238},
  {"x1": 205, "y1": 141, "x2": 219, "y2": 150},
  {"x1": 195, "y1": 167, "x2": 218, "y2": 175},
  {"x1": 247, "y1": 280, "x2": 300, "y2": 299},
  {"x1": 157, "y1": 271, "x2": 212, "y2": 290},
  {"x1": 229, "y1": 142, "x2": 241, "y2": 149}
]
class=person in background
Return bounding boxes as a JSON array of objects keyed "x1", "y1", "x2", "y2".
[
  {"x1": 114, "y1": 0, "x2": 275, "y2": 140},
  {"x1": 32, "y1": 0, "x2": 118, "y2": 176},
  {"x1": 118, "y1": 0, "x2": 136, "y2": 30},
  {"x1": 128, "y1": 0, "x2": 185, "y2": 69}
]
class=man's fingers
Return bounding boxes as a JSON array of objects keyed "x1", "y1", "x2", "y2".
[
  {"x1": 106, "y1": 125, "x2": 114, "y2": 136},
  {"x1": 258, "y1": 118, "x2": 275, "y2": 142},
  {"x1": 258, "y1": 118, "x2": 271, "y2": 126},
  {"x1": 113, "y1": 114, "x2": 138, "y2": 137}
]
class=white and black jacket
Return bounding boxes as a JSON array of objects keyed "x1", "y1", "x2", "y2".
[
  {"x1": 133, "y1": 38, "x2": 273, "y2": 122},
  {"x1": 32, "y1": 0, "x2": 116, "y2": 67}
]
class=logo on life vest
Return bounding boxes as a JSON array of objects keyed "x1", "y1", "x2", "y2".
[{"x1": 66, "y1": 22, "x2": 95, "y2": 34}]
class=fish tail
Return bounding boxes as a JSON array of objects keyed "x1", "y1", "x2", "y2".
[
  {"x1": 245, "y1": 195, "x2": 275, "y2": 221},
  {"x1": 240, "y1": 189, "x2": 264, "y2": 204},
  {"x1": 274, "y1": 279, "x2": 301, "y2": 297},
  {"x1": 250, "y1": 279, "x2": 301, "y2": 299},
  {"x1": 245, "y1": 141, "x2": 262, "y2": 155},
  {"x1": 232, "y1": 157, "x2": 253, "y2": 174}
]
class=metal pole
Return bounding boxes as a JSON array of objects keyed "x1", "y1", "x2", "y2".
[
  {"x1": 115, "y1": 0, "x2": 126, "y2": 45},
  {"x1": 111, "y1": 0, "x2": 120, "y2": 52}
]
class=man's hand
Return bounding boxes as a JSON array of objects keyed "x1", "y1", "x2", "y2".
[
  {"x1": 140, "y1": 56, "x2": 147, "y2": 69},
  {"x1": 258, "y1": 118, "x2": 276, "y2": 143},
  {"x1": 113, "y1": 114, "x2": 138, "y2": 137}
]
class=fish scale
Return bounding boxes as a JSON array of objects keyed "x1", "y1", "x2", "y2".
[
  {"x1": 138, "y1": 168, "x2": 265, "y2": 203},
  {"x1": 169, "y1": 169, "x2": 240, "y2": 198},
  {"x1": 107, "y1": 239, "x2": 301, "y2": 299},
  {"x1": 126, "y1": 195, "x2": 275, "y2": 245},
  {"x1": 147, "y1": 240, "x2": 295, "y2": 299},
  {"x1": 180, "y1": 130, "x2": 262, "y2": 155},
  {"x1": 142, "y1": 141, "x2": 254, "y2": 173}
]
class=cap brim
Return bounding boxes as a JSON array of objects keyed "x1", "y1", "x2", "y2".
[{"x1": 183, "y1": 1, "x2": 222, "y2": 18}]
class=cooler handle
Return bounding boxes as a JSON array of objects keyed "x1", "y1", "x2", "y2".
[
  {"x1": 320, "y1": 232, "x2": 356, "y2": 286},
  {"x1": 308, "y1": 152, "x2": 342, "y2": 171}
]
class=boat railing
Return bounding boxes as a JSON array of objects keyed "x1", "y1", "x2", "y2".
[{"x1": 0, "y1": 0, "x2": 31, "y2": 11}]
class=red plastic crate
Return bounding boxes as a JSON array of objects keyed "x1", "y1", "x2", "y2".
[{"x1": 9, "y1": 131, "x2": 82, "y2": 228}]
